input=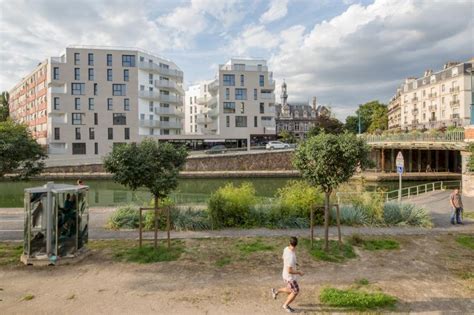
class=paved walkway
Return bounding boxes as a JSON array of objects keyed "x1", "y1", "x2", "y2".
[{"x1": 1, "y1": 190, "x2": 472, "y2": 242}]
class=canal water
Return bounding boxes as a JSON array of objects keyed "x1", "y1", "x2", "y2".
[{"x1": 0, "y1": 178, "x2": 432, "y2": 208}]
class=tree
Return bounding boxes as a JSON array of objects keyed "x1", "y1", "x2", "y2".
[
  {"x1": 0, "y1": 120, "x2": 46, "y2": 179},
  {"x1": 345, "y1": 101, "x2": 388, "y2": 134},
  {"x1": 103, "y1": 139, "x2": 188, "y2": 248},
  {"x1": 0, "y1": 91, "x2": 9, "y2": 122},
  {"x1": 293, "y1": 132, "x2": 372, "y2": 250},
  {"x1": 307, "y1": 116, "x2": 345, "y2": 137},
  {"x1": 278, "y1": 130, "x2": 297, "y2": 143}
]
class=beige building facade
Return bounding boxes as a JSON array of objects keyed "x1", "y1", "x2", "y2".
[
  {"x1": 9, "y1": 46, "x2": 184, "y2": 163},
  {"x1": 389, "y1": 60, "x2": 473, "y2": 131},
  {"x1": 387, "y1": 88, "x2": 401, "y2": 130}
]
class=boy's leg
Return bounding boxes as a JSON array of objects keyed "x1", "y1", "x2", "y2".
[
  {"x1": 277, "y1": 287, "x2": 291, "y2": 294},
  {"x1": 283, "y1": 292, "x2": 297, "y2": 307},
  {"x1": 450, "y1": 209, "x2": 456, "y2": 224},
  {"x1": 456, "y1": 208, "x2": 463, "y2": 224}
]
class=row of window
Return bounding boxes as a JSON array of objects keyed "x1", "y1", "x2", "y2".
[
  {"x1": 74, "y1": 53, "x2": 136, "y2": 67},
  {"x1": 70, "y1": 83, "x2": 126, "y2": 96},
  {"x1": 221, "y1": 115, "x2": 273, "y2": 128},
  {"x1": 71, "y1": 142, "x2": 128, "y2": 155},
  {"x1": 70, "y1": 68, "x2": 130, "y2": 82},
  {"x1": 222, "y1": 102, "x2": 267, "y2": 114},
  {"x1": 54, "y1": 97, "x2": 130, "y2": 111},
  {"x1": 54, "y1": 127, "x2": 130, "y2": 141},
  {"x1": 222, "y1": 74, "x2": 266, "y2": 87},
  {"x1": 71, "y1": 113, "x2": 127, "y2": 125}
]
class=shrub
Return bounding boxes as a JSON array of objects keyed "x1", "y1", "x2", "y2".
[
  {"x1": 383, "y1": 203, "x2": 432, "y2": 228},
  {"x1": 208, "y1": 182, "x2": 257, "y2": 228},
  {"x1": 276, "y1": 180, "x2": 324, "y2": 217},
  {"x1": 320, "y1": 287, "x2": 397, "y2": 310},
  {"x1": 107, "y1": 205, "x2": 140, "y2": 229},
  {"x1": 144, "y1": 198, "x2": 176, "y2": 230},
  {"x1": 172, "y1": 208, "x2": 211, "y2": 231},
  {"x1": 349, "y1": 192, "x2": 385, "y2": 224},
  {"x1": 331, "y1": 205, "x2": 369, "y2": 226}
]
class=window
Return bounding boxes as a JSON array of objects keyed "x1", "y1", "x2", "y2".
[
  {"x1": 254, "y1": 116, "x2": 258, "y2": 127},
  {"x1": 113, "y1": 113, "x2": 126, "y2": 125},
  {"x1": 74, "y1": 98, "x2": 81, "y2": 110},
  {"x1": 53, "y1": 97, "x2": 60, "y2": 110},
  {"x1": 149, "y1": 73, "x2": 153, "y2": 84},
  {"x1": 72, "y1": 113, "x2": 84, "y2": 125},
  {"x1": 107, "y1": 98, "x2": 113, "y2": 110},
  {"x1": 124, "y1": 69, "x2": 129, "y2": 81},
  {"x1": 240, "y1": 102, "x2": 245, "y2": 114},
  {"x1": 224, "y1": 88, "x2": 230, "y2": 100},
  {"x1": 88, "y1": 53, "x2": 94, "y2": 66},
  {"x1": 122, "y1": 55, "x2": 136, "y2": 67},
  {"x1": 235, "y1": 116, "x2": 247, "y2": 127},
  {"x1": 53, "y1": 67, "x2": 59, "y2": 80},
  {"x1": 260, "y1": 103, "x2": 264, "y2": 114},
  {"x1": 223, "y1": 102, "x2": 235, "y2": 113},
  {"x1": 149, "y1": 102, "x2": 154, "y2": 112},
  {"x1": 223, "y1": 74, "x2": 235, "y2": 86},
  {"x1": 74, "y1": 53, "x2": 80, "y2": 65},
  {"x1": 254, "y1": 89, "x2": 257, "y2": 100},
  {"x1": 107, "y1": 54, "x2": 112, "y2": 66},
  {"x1": 94, "y1": 113, "x2": 98, "y2": 125},
  {"x1": 108, "y1": 128, "x2": 113, "y2": 140},
  {"x1": 235, "y1": 88, "x2": 247, "y2": 100},
  {"x1": 107, "y1": 69, "x2": 112, "y2": 81},
  {"x1": 71, "y1": 83, "x2": 85, "y2": 95},
  {"x1": 112, "y1": 84, "x2": 126, "y2": 96},
  {"x1": 75, "y1": 127, "x2": 81, "y2": 140},
  {"x1": 442, "y1": 84, "x2": 445, "y2": 92},
  {"x1": 259, "y1": 75, "x2": 264, "y2": 87},
  {"x1": 88, "y1": 68, "x2": 94, "y2": 81},
  {"x1": 89, "y1": 128, "x2": 95, "y2": 140},
  {"x1": 88, "y1": 98, "x2": 94, "y2": 110},
  {"x1": 240, "y1": 74, "x2": 244, "y2": 86},
  {"x1": 124, "y1": 98, "x2": 130, "y2": 111},
  {"x1": 94, "y1": 83, "x2": 98, "y2": 95},
  {"x1": 72, "y1": 143, "x2": 86, "y2": 155},
  {"x1": 94, "y1": 142, "x2": 98, "y2": 155},
  {"x1": 74, "y1": 68, "x2": 80, "y2": 80},
  {"x1": 140, "y1": 113, "x2": 145, "y2": 120},
  {"x1": 54, "y1": 128, "x2": 60, "y2": 140},
  {"x1": 226, "y1": 116, "x2": 230, "y2": 127},
  {"x1": 124, "y1": 128, "x2": 130, "y2": 140}
]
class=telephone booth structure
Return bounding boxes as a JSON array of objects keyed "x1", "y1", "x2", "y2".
[{"x1": 21, "y1": 182, "x2": 89, "y2": 265}]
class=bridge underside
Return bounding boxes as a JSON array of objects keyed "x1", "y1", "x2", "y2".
[{"x1": 371, "y1": 147, "x2": 462, "y2": 173}]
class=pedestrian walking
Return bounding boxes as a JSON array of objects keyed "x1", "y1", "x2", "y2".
[
  {"x1": 271, "y1": 236, "x2": 303, "y2": 313},
  {"x1": 450, "y1": 188, "x2": 463, "y2": 225}
]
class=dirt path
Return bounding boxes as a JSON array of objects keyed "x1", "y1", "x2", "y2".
[{"x1": 1, "y1": 234, "x2": 473, "y2": 314}]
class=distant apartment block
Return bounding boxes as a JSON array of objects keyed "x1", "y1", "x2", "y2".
[
  {"x1": 9, "y1": 46, "x2": 184, "y2": 160},
  {"x1": 184, "y1": 58, "x2": 277, "y2": 145},
  {"x1": 388, "y1": 59, "x2": 473, "y2": 131}
]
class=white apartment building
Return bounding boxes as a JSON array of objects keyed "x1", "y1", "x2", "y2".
[
  {"x1": 387, "y1": 88, "x2": 401, "y2": 130},
  {"x1": 391, "y1": 60, "x2": 473, "y2": 131},
  {"x1": 184, "y1": 58, "x2": 276, "y2": 145},
  {"x1": 9, "y1": 46, "x2": 184, "y2": 163}
]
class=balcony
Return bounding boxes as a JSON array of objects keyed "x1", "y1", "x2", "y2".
[
  {"x1": 139, "y1": 91, "x2": 183, "y2": 104},
  {"x1": 411, "y1": 119, "x2": 419, "y2": 125},
  {"x1": 138, "y1": 62, "x2": 183, "y2": 81},
  {"x1": 451, "y1": 114, "x2": 460, "y2": 119},
  {"x1": 411, "y1": 109, "x2": 419, "y2": 115},
  {"x1": 428, "y1": 93, "x2": 437, "y2": 98},
  {"x1": 207, "y1": 108, "x2": 219, "y2": 118},
  {"x1": 50, "y1": 56, "x2": 66, "y2": 63},
  {"x1": 429, "y1": 117, "x2": 437, "y2": 122},
  {"x1": 450, "y1": 100, "x2": 460, "y2": 106},
  {"x1": 196, "y1": 114, "x2": 213, "y2": 124},
  {"x1": 139, "y1": 119, "x2": 181, "y2": 129},
  {"x1": 260, "y1": 92, "x2": 275, "y2": 100},
  {"x1": 208, "y1": 80, "x2": 219, "y2": 92},
  {"x1": 428, "y1": 105, "x2": 437, "y2": 111},
  {"x1": 219, "y1": 64, "x2": 268, "y2": 72},
  {"x1": 411, "y1": 97, "x2": 418, "y2": 102},
  {"x1": 154, "y1": 80, "x2": 184, "y2": 94},
  {"x1": 449, "y1": 86, "x2": 460, "y2": 93},
  {"x1": 154, "y1": 107, "x2": 184, "y2": 117}
]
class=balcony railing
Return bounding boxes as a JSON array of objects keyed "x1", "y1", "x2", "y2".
[
  {"x1": 260, "y1": 93, "x2": 275, "y2": 100},
  {"x1": 428, "y1": 93, "x2": 437, "y2": 98},
  {"x1": 154, "y1": 107, "x2": 184, "y2": 117},
  {"x1": 360, "y1": 131, "x2": 465, "y2": 143},
  {"x1": 207, "y1": 108, "x2": 219, "y2": 117},
  {"x1": 451, "y1": 114, "x2": 460, "y2": 119},
  {"x1": 138, "y1": 91, "x2": 183, "y2": 104},
  {"x1": 196, "y1": 114, "x2": 214, "y2": 124},
  {"x1": 428, "y1": 105, "x2": 437, "y2": 111},
  {"x1": 450, "y1": 100, "x2": 460, "y2": 106},
  {"x1": 138, "y1": 62, "x2": 183, "y2": 79},
  {"x1": 208, "y1": 80, "x2": 219, "y2": 91},
  {"x1": 139, "y1": 119, "x2": 181, "y2": 129},
  {"x1": 154, "y1": 80, "x2": 184, "y2": 94},
  {"x1": 449, "y1": 86, "x2": 460, "y2": 93},
  {"x1": 412, "y1": 109, "x2": 419, "y2": 114},
  {"x1": 411, "y1": 97, "x2": 418, "y2": 102}
]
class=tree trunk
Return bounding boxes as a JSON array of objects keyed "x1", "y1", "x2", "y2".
[
  {"x1": 324, "y1": 191, "x2": 330, "y2": 251},
  {"x1": 166, "y1": 206, "x2": 171, "y2": 249},
  {"x1": 154, "y1": 195, "x2": 158, "y2": 249}
]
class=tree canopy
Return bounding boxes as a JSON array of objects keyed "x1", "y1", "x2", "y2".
[
  {"x1": 0, "y1": 91, "x2": 9, "y2": 122},
  {"x1": 0, "y1": 120, "x2": 46, "y2": 179},
  {"x1": 103, "y1": 139, "x2": 188, "y2": 199},
  {"x1": 278, "y1": 129, "x2": 297, "y2": 143},
  {"x1": 345, "y1": 100, "x2": 388, "y2": 134},
  {"x1": 307, "y1": 116, "x2": 345, "y2": 137}
]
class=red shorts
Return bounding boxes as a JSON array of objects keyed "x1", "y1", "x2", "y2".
[{"x1": 286, "y1": 280, "x2": 300, "y2": 294}]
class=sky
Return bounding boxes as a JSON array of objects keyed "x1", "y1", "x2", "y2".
[{"x1": 0, "y1": 0, "x2": 472, "y2": 120}]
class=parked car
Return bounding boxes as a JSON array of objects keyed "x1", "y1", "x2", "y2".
[
  {"x1": 266, "y1": 141, "x2": 290, "y2": 150},
  {"x1": 205, "y1": 145, "x2": 227, "y2": 154}
]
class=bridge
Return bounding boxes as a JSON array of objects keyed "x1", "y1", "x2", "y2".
[{"x1": 359, "y1": 131, "x2": 466, "y2": 173}]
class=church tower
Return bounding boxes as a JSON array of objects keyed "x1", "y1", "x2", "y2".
[{"x1": 281, "y1": 81, "x2": 289, "y2": 117}]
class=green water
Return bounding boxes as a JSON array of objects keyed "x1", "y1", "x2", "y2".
[{"x1": 0, "y1": 178, "x2": 431, "y2": 208}]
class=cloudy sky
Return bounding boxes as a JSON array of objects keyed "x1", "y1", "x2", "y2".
[{"x1": 0, "y1": 0, "x2": 472, "y2": 119}]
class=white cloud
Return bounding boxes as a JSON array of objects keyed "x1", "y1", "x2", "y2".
[
  {"x1": 269, "y1": 0, "x2": 473, "y2": 120},
  {"x1": 260, "y1": 0, "x2": 290, "y2": 24},
  {"x1": 229, "y1": 24, "x2": 281, "y2": 56}
]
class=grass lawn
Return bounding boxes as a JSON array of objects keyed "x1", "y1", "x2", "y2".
[
  {"x1": 302, "y1": 239, "x2": 356, "y2": 263},
  {"x1": 0, "y1": 243, "x2": 23, "y2": 266},
  {"x1": 455, "y1": 234, "x2": 474, "y2": 250},
  {"x1": 463, "y1": 211, "x2": 474, "y2": 220},
  {"x1": 236, "y1": 238, "x2": 274, "y2": 254},
  {"x1": 319, "y1": 287, "x2": 397, "y2": 310},
  {"x1": 348, "y1": 234, "x2": 400, "y2": 251}
]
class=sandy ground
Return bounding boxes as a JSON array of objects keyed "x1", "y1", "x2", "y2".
[{"x1": 1, "y1": 233, "x2": 473, "y2": 315}]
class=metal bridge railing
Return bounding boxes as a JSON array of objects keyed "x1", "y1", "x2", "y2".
[{"x1": 360, "y1": 131, "x2": 465, "y2": 143}]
